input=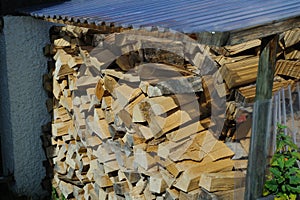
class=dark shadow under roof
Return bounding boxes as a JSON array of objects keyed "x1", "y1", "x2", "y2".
[{"x1": 20, "y1": 0, "x2": 300, "y2": 46}]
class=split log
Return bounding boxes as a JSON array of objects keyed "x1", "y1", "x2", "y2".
[
  {"x1": 275, "y1": 60, "x2": 300, "y2": 79},
  {"x1": 115, "y1": 84, "x2": 142, "y2": 108},
  {"x1": 199, "y1": 171, "x2": 246, "y2": 192},
  {"x1": 149, "y1": 110, "x2": 192, "y2": 138},
  {"x1": 149, "y1": 174, "x2": 167, "y2": 194},
  {"x1": 236, "y1": 79, "x2": 294, "y2": 104},
  {"x1": 220, "y1": 56, "x2": 259, "y2": 89},
  {"x1": 283, "y1": 28, "x2": 300, "y2": 48},
  {"x1": 214, "y1": 187, "x2": 245, "y2": 200},
  {"x1": 173, "y1": 159, "x2": 234, "y2": 192}
]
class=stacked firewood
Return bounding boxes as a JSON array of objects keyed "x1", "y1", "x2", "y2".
[
  {"x1": 41, "y1": 25, "x2": 251, "y2": 200},
  {"x1": 214, "y1": 28, "x2": 300, "y2": 151},
  {"x1": 41, "y1": 24, "x2": 300, "y2": 199}
]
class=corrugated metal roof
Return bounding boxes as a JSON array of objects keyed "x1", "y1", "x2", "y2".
[
  {"x1": 20, "y1": 0, "x2": 300, "y2": 45},
  {"x1": 20, "y1": 0, "x2": 300, "y2": 33}
]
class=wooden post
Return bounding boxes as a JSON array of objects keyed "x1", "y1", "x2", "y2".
[{"x1": 245, "y1": 34, "x2": 279, "y2": 200}]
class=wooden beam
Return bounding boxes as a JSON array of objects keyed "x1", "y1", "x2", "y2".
[
  {"x1": 196, "y1": 16, "x2": 300, "y2": 46},
  {"x1": 245, "y1": 34, "x2": 279, "y2": 200},
  {"x1": 229, "y1": 17, "x2": 300, "y2": 46}
]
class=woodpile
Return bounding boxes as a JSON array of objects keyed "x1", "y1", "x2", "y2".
[
  {"x1": 213, "y1": 27, "x2": 300, "y2": 149},
  {"x1": 41, "y1": 25, "x2": 300, "y2": 200}
]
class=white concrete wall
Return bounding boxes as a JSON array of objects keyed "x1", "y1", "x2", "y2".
[{"x1": 0, "y1": 16, "x2": 53, "y2": 199}]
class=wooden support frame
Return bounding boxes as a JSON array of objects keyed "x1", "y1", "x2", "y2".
[
  {"x1": 196, "y1": 16, "x2": 300, "y2": 46},
  {"x1": 245, "y1": 34, "x2": 279, "y2": 200}
]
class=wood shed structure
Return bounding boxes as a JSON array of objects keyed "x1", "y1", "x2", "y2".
[{"x1": 11, "y1": 0, "x2": 300, "y2": 199}]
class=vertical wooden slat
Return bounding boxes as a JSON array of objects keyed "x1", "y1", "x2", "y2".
[
  {"x1": 281, "y1": 88, "x2": 287, "y2": 135},
  {"x1": 245, "y1": 34, "x2": 279, "y2": 200},
  {"x1": 272, "y1": 94, "x2": 278, "y2": 154},
  {"x1": 288, "y1": 85, "x2": 296, "y2": 143},
  {"x1": 278, "y1": 91, "x2": 282, "y2": 124},
  {"x1": 297, "y1": 82, "x2": 300, "y2": 112}
]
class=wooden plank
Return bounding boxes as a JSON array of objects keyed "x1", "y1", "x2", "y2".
[
  {"x1": 223, "y1": 39, "x2": 261, "y2": 55},
  {"x1": 245, "y1": 34, "x2": 279, "y2": 200},
  {"x1": 208, "y1": 15, "x2": 300, "y2": 46}
]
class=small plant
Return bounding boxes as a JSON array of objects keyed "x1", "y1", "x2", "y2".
[
  {"x1": 264, "y1": 124, "x2": 300, "y2": 200},
  {"x1": 51, "y1": 186, "x2": 66, "y2": 200}
]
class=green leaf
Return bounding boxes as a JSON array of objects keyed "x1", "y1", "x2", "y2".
[
  {"x1": 289, "y1": 176, "x2": 300, "y2": 185},
  {"x1": 291, "y1": 151, "x2": 300, "y2": 160},
  {"x1": 286, "y1": 140, "x2": 298, "y2": 150},
  {"x1": 285, "y1": 157, "x2": 297, "y2": 168},
  {"x1": 275, "y1": 193, "x2": 287, "y2": 200},
  {"x1": 285, "y1": 167, "x2": 299, "y2": 177},
  {"x1": 265, "y1": 123, "x2": 300, "y2": 198},
  {"x1": 286, "y1": 185, "x2": 300, "y2": 193},
  {"x1": 272, "y1": 159, "x2": 279, "y2": 167},
  {"x1": 277, "y1": 176, "x2": 285, "y2": 184},
  {"x1": 270, "y1": 167, "x2": 282, "y2": 177},
  {"x1": 278, "y1": 156, "x2": 285, "y2": 169},
  {"x1": 277, "y1": 123, "x2": 287, "y2": 130},
  {"x1": 289, "y1": 194, "x2": 297, "y2": 200},
  {"x1": 263, "y1": 189, "x2": 270, "y2": 197},
  {"x1": 265, "y1": 179, "x2": 278, "y2": 192},
  {"x1": 281, "y1": 185, "x2": 286, "y2": 192},
  {"x1": 277, "y1": 140, "x2": 286, "y2": 151}
]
